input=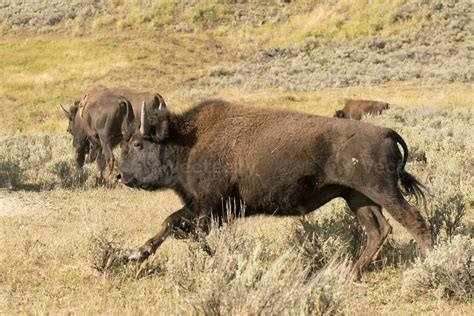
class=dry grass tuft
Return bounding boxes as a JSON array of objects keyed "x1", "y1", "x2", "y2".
[{"x1": 87, "y1": 229, "x2": 163, "y2": 279}]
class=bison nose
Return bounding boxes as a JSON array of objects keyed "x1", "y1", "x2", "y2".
[{"x1": 116, "y1": 173, "x2": 122, "y2": 182}]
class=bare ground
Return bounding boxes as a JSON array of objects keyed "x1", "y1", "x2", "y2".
[{"x1": 0, "y1": 190, "x2": 52, "y2": 217}]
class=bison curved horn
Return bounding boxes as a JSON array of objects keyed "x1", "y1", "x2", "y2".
[
  {"x1": 140, "y1": 101, "x2": 150, "y2": 136},
  {"x1": 59, "y1": 104, "x2": 71, "y2": 118},
  {"x1": 158, "y1": 95, "x2": 166, "y2": 111}
]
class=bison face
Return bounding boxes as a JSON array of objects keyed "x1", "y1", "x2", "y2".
[
  {"x1": 118, "y1": 132, "x2": 172, "y2": 190},
  {"x1": 60, "y1": 101, "x2": 80, "y2": 135},
  {"x1": 118, "y1": 101, "x2": 175, "y2": 190},
  {"x1": 60, "y1": 101, "x2": 85, "y2": 152}
]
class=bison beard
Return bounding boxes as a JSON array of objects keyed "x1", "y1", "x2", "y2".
[{"x1": 118, "y1": 99, "x2": 432, "y2": 278}]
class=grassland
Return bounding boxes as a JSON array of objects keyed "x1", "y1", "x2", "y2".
[{"x1": 1, "y1": 0, "x2": 473, "y2": 314}]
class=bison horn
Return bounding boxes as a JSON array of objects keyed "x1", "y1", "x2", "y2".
[
  {"x1": 158, "y1": 97, "x2": 165, "y2": 111},
  {"x1": 59, "y1": 104, "x2": 71, "y2": 118},
  {"x1": 140, "y1": 101, "x2": 150, "y2": 136}
]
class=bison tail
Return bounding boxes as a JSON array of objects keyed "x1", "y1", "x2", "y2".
[
  {"x1": 399, "y1": 170, "x2": 427, "y2": 205},
  {"x1": 388, "y1": 130, "x2": 427, "y2": 205}
]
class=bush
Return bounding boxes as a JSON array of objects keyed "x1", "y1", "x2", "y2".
[
  {"x1": 291, "y1": 206, "x2": 365, "y2": 271},
  {"x1": 0, "y1": 132, "x2": 99, "y2": 189},
  {"x1": 401, "y1": 235, "x2": 473, "y2": 302},
  {"x1": 0, "y1": 161, "x2": 22, "y2": 189},
  {"x1": 167, "y1": 220, "x2": 352, "y2": 315},
  {"x1": 426, "y1": 192, "x2": 467, "y2": 244}
]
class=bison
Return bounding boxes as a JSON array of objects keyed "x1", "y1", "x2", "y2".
[
  {"x1": 334, "y1": 99, "x2": 390, "y2": 120},
  {"x1": 61, "y1": 85, "x2": 168, "y2": 182},
  {"x1": 60, "y1": 86, "x2": 134, "y2": 181},
  {"x1": 117, "y1": 99, "x2": 431, "y2": 277}
]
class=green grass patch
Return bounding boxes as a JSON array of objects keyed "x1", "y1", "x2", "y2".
[{"x1": 296, "y1": 0, "x2": 429, "y2": 41}]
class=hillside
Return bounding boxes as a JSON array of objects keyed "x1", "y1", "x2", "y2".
[
  {"x1": 1, "y1": 1, "x2": 473, "y2": 315},
  {"x1": 0, "y1": 0, "x2": 472, "y2": 132}
]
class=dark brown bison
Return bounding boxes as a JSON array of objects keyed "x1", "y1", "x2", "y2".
[
  {"x1": 60, "y1": 86, "x2": 134, "y2": 181},
  {"x1": 118, "y1": 99, "x2": 431, "y2": 277},
  {"x1": 334, "y1": 99, "x2": 390, "y2": 120}
]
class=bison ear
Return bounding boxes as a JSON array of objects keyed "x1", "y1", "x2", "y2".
[{"x1": 151, "y1": 111, "x2": 170, "y2": 143}]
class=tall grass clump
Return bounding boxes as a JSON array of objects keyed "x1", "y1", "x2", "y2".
[
  {"x1": 401, "y1": 235, "x2": 473, "y2": 302},
  {"x1": 166, "y1": 217, "x2": 352, "y2": 315}
]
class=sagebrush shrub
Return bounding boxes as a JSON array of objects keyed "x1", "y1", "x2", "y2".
[
  {"x1": 426, "y1": 192, "x2": 467, "y2": 244},
  {"x1": 166, "y1": 221, "x2": 352, "y2": 315},
  {"x1": 0, "y1": 132, "x2": 102, "y2": 189},
  {"x1": 401, "y1": 235, "x2": 473, "y2": 301},
  {"x1": 0, "y1": 161, "x2": 22, "y2": 188},
  {"x1": 291, "y1": 206, "x2": 364, "y2": 271}
]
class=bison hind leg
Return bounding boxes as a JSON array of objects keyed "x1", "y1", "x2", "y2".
[
  {"x1": 377, "y1": 193, "x2": 432, "y2": 256},
  {"x1": 343, "y1": 190, "x2": 392, "y2": 279}
]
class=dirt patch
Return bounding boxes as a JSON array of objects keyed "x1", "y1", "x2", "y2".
[{"x1": 0, "y1": 191, "x2": 51, "y2": 217}]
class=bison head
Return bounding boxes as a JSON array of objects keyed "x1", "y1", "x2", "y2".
[
  {"x1": 118, "y1": 103, "x2": 175, "y2": 190},
  {"x1": 334, "y1": 110, "x2": 347, "y2": 118},
  {"x1": 60, "y1": 101, "x2": 89, "y2": 168},
  {"x1": 60, "y1": 101, "x2": 80, "y2": 135},
  {"x1": 60, "y1": 101, "x2": 88, "y2": 149}
]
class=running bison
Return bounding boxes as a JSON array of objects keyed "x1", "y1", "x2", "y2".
[
  {"x1": 118, "y1": 99, "x2": 431, "y2": 277},
  {"x1": 60, "y1": 86, "x2": 134, "y2": 181},
  {"x1": 334, "y1": 99, "x2": 390, "y2": 120}
]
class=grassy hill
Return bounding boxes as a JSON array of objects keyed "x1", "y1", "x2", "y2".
[{"x1": 0, "y1": 0, "x2": 473, "y2": 314}]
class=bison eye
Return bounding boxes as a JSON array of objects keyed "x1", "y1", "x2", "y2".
[{"x1": 132, "y1": 140, "x2": 142, "y2": 149}]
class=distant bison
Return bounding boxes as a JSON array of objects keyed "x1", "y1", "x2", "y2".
[
  {"x1": 60, "y1": 86, "x2": 134, "y2": 181},
  {"x1": 118, "y1": 99, "x2": 431, "y2": 278},
  {"x1": 61, "y1": 85, "x2": 168, "y2": 182},
  {"x1": 334, "y1": 99, "x2": 390, "y2": 120}
]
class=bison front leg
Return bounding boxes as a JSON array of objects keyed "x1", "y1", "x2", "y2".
[
  {"x1": 95, "y1": 151, "x2": 106, "y2": 185},
  {"x1": 74, "y1": 145, "x2": 87, "y2": 183},
  {"x1": 100, "y1": 143, "x2": 115, "y2": 184},
  {"x1": 128, "y1": 206, "x2": 196, "y2": 262}
]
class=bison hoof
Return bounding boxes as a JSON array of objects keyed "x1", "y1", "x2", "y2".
[{"x1": 128, "y1": 250, "x2": 148, "y2": 262}]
